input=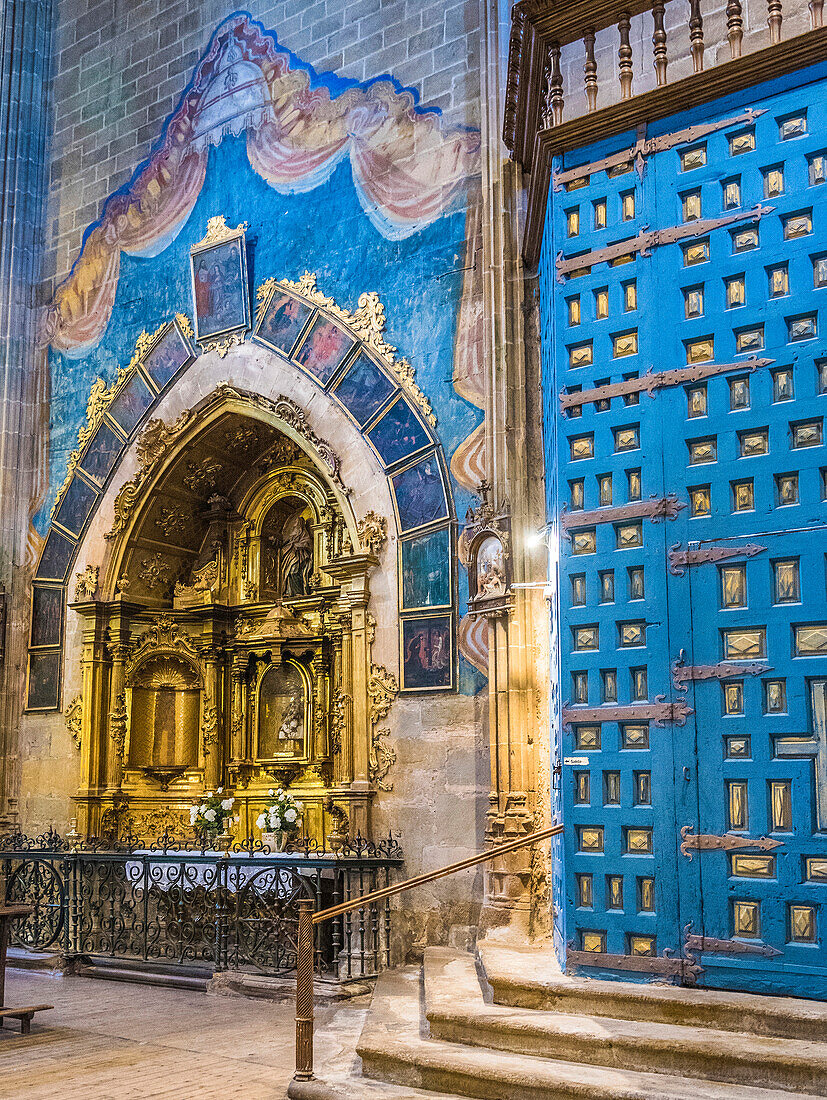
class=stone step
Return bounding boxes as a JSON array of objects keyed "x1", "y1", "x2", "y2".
[
  {"x1": 289, "y1": 1075, "x2": 465, "y2": 1099},
  {"x1": 425, "y1": 948, "x2": 827, "y2": 1094},
  {"x1": 357, "y1": 967, "x2": 820, "y2": 1100},
  {"x1": 479, "y1": 941, "x2": 827, "y2": 1041}
]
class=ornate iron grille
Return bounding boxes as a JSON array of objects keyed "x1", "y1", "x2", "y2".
[{"x1": 0, "y1": 829, "x2": 402, "y2": 980}]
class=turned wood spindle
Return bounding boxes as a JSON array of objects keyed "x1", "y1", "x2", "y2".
[
  {"x1": 545, "y1": 42, "x2": 564, "y2": 127},
  {"x1": 618, "y1": 12, "x2": 633, "y2": 100},
  {"x1": 726, "y1": 0, "x2": 743, "y2": 58},
  {"x1": 811, "y1": 1, "x2": 824, "y2": 29},
  {"x1": 767, "y1": 0, "x2": 783, "y2": 43},
  {"x1": 688, "y1": 0, "x2": 705, "y2": 74},
  {"x1": 652, "y1": 1, "x2": 668, "y2": 86},
  {"x1": 583, "y1": 29, "x2": 598, "y2": 112}
]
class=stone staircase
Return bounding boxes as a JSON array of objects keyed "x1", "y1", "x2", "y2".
[{"x1": 288, "y1": 941, "x2": 827, "y2": 1099}]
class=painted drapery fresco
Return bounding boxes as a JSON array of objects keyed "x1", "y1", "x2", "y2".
[{"x1": 33, "y1": 11, "x2": 488, "y2": 701}]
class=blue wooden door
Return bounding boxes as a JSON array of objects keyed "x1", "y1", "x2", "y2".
[{"x1": 542, "y1": 61, "x2": 827, "y2": 997}]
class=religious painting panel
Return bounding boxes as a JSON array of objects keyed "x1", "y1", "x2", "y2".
[
  {"x1": 391, "y1": 454, "x2": 449, "y2": 533},
  {"x1": 366, "y1": 396, "x2": 431, "y2": 468},
  {"x1": 332, "y1": 351, "x2": 396, "y2": 427},
  {"x1": 401, "y1": 615, "x2": 453, "y2": 691},
  {"x1": 262, "y1": 497, "x2": 315, "y2": 600},
  {"x1": 106, "y1": 372, "x2": 155, "y2": 436},
  {"x1": 30, "y1": 585, "x2": 64, "y2": 648},
  {"x1": 142, "y1": 322, "x2": 194, "y2": 389},
  {"x1": 190, "y1": 232, "x2": 250, "y2": 343},
  {"x1": 293, "y1": 314, "x2": 354, "y2": 383},
  {"x1": 256, "y1": 660, "x2": 308, "y2": 760},
  {"x1": 255, "y1": 291, "x2": 312, "y2": 356},
  {"x1": 474, "y1": 534, "x2": 507, "y2": 600},
  {"x1": 54, "y1": 475, "x2": 98, "y2": 537},
  {"x1": 26, "y1": 649, "x2": 62, "y2": 711},
  {"x1": 35, "y1": 529, "x2": 75, "y2": 581},
  {"x1": 79, "y1": 422, "x2": 123, "y2": 483},
  {"x1": 401, "y1": 526, "x2": 451, "y2": 610}
]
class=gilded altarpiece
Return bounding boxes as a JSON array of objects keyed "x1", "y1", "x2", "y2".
[{"x1": 71, "y1": 401, "x2": 389, "y2": 847}]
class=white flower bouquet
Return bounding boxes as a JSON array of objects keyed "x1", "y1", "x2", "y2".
[
  {"x1": 256, "y1": 788, "x2": 304, "y2": 851},
  {"x1": 189, "y1": 787, "x2": 235, "y2": 836}
]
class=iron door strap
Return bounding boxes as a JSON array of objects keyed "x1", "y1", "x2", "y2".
[
  {"x1": 559, "y1": 357, "x2": 772, "y2": 411},
  {"x1": 668, "y1": 543, "x2": 767, "y2": 576},
  {"x1": 556, "y1": 203, "x2": 774, "y2": 281},
  {"x1": 680, "y1": 826, "x2": 784, "y2": 860},
  {"x1": 552, "y1": 109, "x2": 768, "y2": 188}
]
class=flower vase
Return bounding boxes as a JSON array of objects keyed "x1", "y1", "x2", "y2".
[{"x1": 262, "y1": 831, "x2": 286, "y2": 853}]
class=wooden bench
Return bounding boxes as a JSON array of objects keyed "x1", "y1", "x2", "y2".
[
  {"x1": 0, "y1": 1004, "x2": 53, "y2": 1034},
  {"x1": 0, "y1": 904, "x2": 53, "y2": 1035}
]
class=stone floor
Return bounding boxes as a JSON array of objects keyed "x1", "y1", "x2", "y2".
[{"x1": 0, "y1": 970, "x2": 371, "y2": 1099}]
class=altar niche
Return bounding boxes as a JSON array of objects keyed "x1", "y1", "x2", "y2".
[{"x1": 70, "y1": 403, "x2": 384, "y2": 848}]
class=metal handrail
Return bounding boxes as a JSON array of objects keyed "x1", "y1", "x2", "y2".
[{"x1": 293, "y1": 822, "x2": 564, "y2": 1081}]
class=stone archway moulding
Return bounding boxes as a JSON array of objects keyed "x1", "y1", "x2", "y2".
[{"x1": 26, "y1": 272, "x2": 456, "y2": 713}]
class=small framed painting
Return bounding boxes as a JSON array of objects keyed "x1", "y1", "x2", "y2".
[
  {"x1": 26, "y1": 649, "x2": 62, "y2": 712},
  {"x1": 190, "y1": 217, "x2": 250, "y2": 345},
  {"x1": 401, "y1": 614, "x2": 453, "y2": 692}
]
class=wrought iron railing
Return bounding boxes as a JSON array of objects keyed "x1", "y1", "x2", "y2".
[
  {"x1": 0, "y1": 829, "x2": 403, "y2": 981},
  {"x1": 292, "y1": 822, "x2": 565, "y2": 1082}
]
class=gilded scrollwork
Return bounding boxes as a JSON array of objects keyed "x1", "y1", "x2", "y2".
[
  {"x1": 357, "y1": 511, "x2": 387, "y2": 556},
  {"x1": 65, "y1": 695, "x2": 83, "y2": 750},
  {"x1": 109, "y1": 691, "x2": 128, "y2": 759},
  {"x1": 195, "y1": 215, "x2": 248, "y2": 248},
  {"x1": 74, "y1": 565, "x2": 99, "y2": 601},
  {"x1": 256, "y1": 273, "x2": 436, "y2": 426},
  {"x1": 51, "y1": 323, "x2": 169, "y2": 518},
  {"x1": 368, "y1": 662, "x2": 398, "y2": 727},
  {"x1": 369, "y1": 727, "x2": 397, "y2": 792},
  {"x1": 201, "y1": 332, "x2": 245, "y2": 358},
  {"x1": 201, "y1": 704, "x2": 219, "y2": 754},
  {"x1": 126, "y1": 614, "x2": 201, "y2": 679},
  {"x1": 175, "y1": 312, "x2": 194, "y2": 339},
  {"x1": 105, "y1": 411, "x2": 193, "y2": 542}
]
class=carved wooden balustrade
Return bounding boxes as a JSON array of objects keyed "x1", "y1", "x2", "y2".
[{"x1": 505, "y1": 0, "x2": 827, "y2": 263}]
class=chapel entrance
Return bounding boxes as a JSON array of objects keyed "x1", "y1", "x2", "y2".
[{"x1": 70, "y1": 400, "x2": 380, "y2": 847}]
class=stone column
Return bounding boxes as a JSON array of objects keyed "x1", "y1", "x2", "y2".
[
  {"x1": 0, "y1": 0, "x2": 52, "y2": 827},
  {"x1": 477, "y1": 0, "x2": 552, "y2": 935}
]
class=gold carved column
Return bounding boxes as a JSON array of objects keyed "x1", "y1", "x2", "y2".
[
  {"x1": 200, "y1": 646, "x2": 221, "y2": 790},
  {"x1": 71, "y1": 602, "x2": 110, "y2": 837}
]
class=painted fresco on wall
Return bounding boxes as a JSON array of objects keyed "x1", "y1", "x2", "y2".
[
  {"x1": 402, "y1": 616, "x2": 453, "y2": 691},
  {"x1": 191, "y1": 236, "x2": 249, "y2": 342},
  {"x1": 34, "y1": 11, "x2": 489, "y2": 703},
  {"x1": 401, "y1": 527, "x2": 451, "y2": 610},
  {"x1": 294, "y1": 316, "x2": 354, "y2": 383}
]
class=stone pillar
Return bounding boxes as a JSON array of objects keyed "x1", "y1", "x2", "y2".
[
  {"x1": 0, "y1": 0, "x2": 52, "y2": 827},
  {"x1": 477, "y1": 0, "x2": 552, "y2": 936}
]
